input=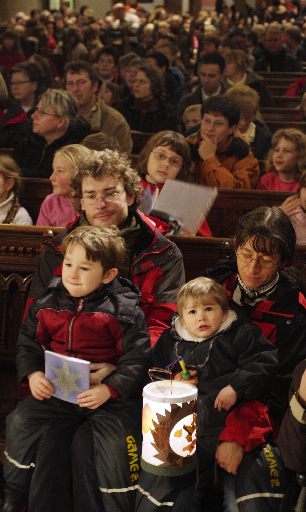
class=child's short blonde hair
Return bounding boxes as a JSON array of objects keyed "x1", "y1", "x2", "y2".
[
  {"x1": 182, "y1": 104, "x2": 202, "y2": 124},
  {"x1": 0, "y1": 154, "x2": 21, "y2": 193},
  {"x1": 177, "y1": 277, "x2": 228, "y2": 317},
  {"x1": 55, "y1": 144, "x2": 91, "y2": 173},
  {"x1": 265, "y1": 128, "x2": 306, "y2": 176},
  {"x1": 61, "y1": 225, "x2": 126, "y2": 272}
]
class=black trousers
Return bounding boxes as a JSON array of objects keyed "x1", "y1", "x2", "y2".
[{"x1": 4, "y1": 396, "x2": 142, "y2": 512}]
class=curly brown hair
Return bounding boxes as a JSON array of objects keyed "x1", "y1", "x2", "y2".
[
  {"x1": 71, "y1": 149, "x2": 143, "y2": 204},
  {"x1": 265, "y1": 128, "x2": 306, "y2": 177}
]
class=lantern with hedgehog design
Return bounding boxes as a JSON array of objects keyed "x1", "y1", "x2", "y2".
[{"x1": 141, "y1": 380, "x2": 198, "y2": 476}]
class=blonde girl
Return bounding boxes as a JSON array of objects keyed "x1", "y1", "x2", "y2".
[
  {"x1": 36, "y1": 144, "x2": 91, "y2": 227},
  {"x1": 257, "y1": 128, "x2": 306, "y2": 192},
  {"x1": 0, "y1": 154, "x2": 32, "y2": 225}
]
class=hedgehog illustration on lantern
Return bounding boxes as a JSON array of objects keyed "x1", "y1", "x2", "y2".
[{"x1": 141, "y1": 379, "x2": 198, "y2": 476}]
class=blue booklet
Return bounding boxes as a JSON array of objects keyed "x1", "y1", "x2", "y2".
[{"x1": 45, "y1": 350, "x2": 90, "y2": 404}]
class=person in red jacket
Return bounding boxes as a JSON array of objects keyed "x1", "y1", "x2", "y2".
[
  {"x1": 18, "y1": 149, "x2": 184, "y2": 512},
  {"x1": 2, "y1": 225, "x2": 151, "y2": 512}
]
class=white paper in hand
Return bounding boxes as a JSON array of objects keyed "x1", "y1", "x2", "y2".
[{"x1": 153, "y1": 180, "x2": 218, "y2": 234}]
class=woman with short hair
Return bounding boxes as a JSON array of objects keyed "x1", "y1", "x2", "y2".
[{"x1": 13, "y1": 89, "x2": 91, "y2": 178}]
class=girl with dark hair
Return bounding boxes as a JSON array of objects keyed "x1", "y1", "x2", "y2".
[
  {"x1": 117, "y1": 65, "x2": 179, "y2": 132},
  {"x1": 137, "y1": 130, "x2": 211, "y2": 236},
  {"x1": 0, "y1": 29, "x2": 25, "y2": 75}
]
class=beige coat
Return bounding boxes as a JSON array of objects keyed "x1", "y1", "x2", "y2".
[{"x1": 87, "y1": 99, "x2": 132, "y2": 154}]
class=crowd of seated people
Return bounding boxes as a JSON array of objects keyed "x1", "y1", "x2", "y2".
[{"x1": 0, "y1": 2, "x2": 306, "y2": 512}]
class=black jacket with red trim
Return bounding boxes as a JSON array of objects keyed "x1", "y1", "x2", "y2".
[
  {"x1": 18, "y1": 276, "x2": 151, "y2": 400},
  {"x1": 153, "y1": 312, "x2": 277, "y2": 439},
  {"x1": 206, "y1": 261, "x2": 306, "y2": 422},
  {"x1": 28, "y1": 210, "x2": 185, "y2": 347}
]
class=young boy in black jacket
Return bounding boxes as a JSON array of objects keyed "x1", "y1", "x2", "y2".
[{"x1": 3, "y1": 225, "x2": 151, "y2": 512}]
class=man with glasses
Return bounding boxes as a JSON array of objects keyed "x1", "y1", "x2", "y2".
[
  {"x1": 14, "y1": 149, "x2": 184, "y2": 512},
  {"x1": 13, "y1": 88, "x2": 91, "y2": 178},
  {"x1": 187, "y1": 95, "x2": 259, "y2": 189},
  {"x1": 64, "y1": 61, "x2": 132, "y2": 153}
]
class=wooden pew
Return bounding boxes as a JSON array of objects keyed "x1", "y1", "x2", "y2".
[
  {"x1": 0, "y1": 226, "x2": 63, "y2": 460},
  {"x1": 265, "y1": 119, "x2": 306, "y2": 133},
  {"x1": 261, "y1": 107, "x2": 300, "y2": 122},
  {"x1": 19, "y1": 178, "x2": 52, "y2": 224},
  {"x1": 273, "y1": 96, "x2": 301, "y2": 108},
  {"x1": 206, "y1": 189, "x2": 291, "y2": 237},
  {"x1": 131, "y1": 130, "x2": 152, "y2": 154}
]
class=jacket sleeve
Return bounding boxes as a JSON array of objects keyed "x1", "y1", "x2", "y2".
[
  {"x1": 218, "y1": 400, "x2": 273, "y2": 452},
  {"x1": 103, "y1": 308, "x2": 151, "y2": 400},
  {"x1": 198, "y1": 152, "x2": 259, "y2": 189},
  {"x1": 277, "y1": 360, "x2": 306, "y2": 472},
  {"x1": 16, "y1": 302, "x2": 46, "y2": 382},
  {"x1": 145, "y1": 243, "x2": 185, "y2": 347},
  {"x1": 229, "y1": 323, "x2": 278, "y2": 401},
  {"x1": 116, "y1": 120, "x2": 133, "y2": 154}
]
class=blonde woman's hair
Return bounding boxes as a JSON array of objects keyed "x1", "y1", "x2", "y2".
[
  {"x1": 224, "y1": 85, "x2": 259, "y2": 119},
  {"x1": 177, "y1": 277, "x2": 228, "y2": 317},
  {"x1": 224, "y1": 49, "x2": 249, "y2": 74},
  {"x1": 39, "y1": 88, "x2": 79, "y2": 124},
  {"x1": 0, "y1": 154, "x2": 21, "y2": 193},
  {"x1": 265, "y1": 128, "x2": 306, "y2": 176}
]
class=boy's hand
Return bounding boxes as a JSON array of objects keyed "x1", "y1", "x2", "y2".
[
  {"x1": 77, "y1": 383, "x2": 111, "y2": 410},
  {"x1": 90, "y1": 362, "x2": 116, "y2": 385},
  {"x1": 28, "y1": 371, "x2": 54, "y2": 400},
  {"x1": 174, "y1": 370, "x2": 198, "y2": 386},
  {"x1": 214, "y1": 385, "x2": 237, "y2": 411},
  {"x1": 215, "y1": 441, "x2": 244, "y2": 475},
  {"x1": 198, "y1": 136, "x2": 217, "y2": 161}
]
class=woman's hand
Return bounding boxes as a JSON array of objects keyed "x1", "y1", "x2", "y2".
[
  {"x1": 215, "y1": 441, "x2": 244, "y2": 475},
  {"x1": 28, "y1": 371, "x2": 54, "y2": 400},
  {"x1": 280, "y1": 195, "x2": 301, "y2": 216},
  {"x1": 90, "y1": 362, "x2": 116, "y2": 385},
  {"x1": 77, "y1": 383, "x2": 111, "y2": 409}
]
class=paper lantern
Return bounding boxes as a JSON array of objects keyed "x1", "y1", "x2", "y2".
[{"x1": 141, "y1": 380, "x2": 198, "y2": 476}]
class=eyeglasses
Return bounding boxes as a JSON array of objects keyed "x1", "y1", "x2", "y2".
[
  {"x1": 134, "y1": 78, "x2": 150, "y2": 85},
  {"x1": 236, "y1": 251, "x2": 280, "y2": 268},
  {"x1": 202, "y1": 117, "x2": 228, "y2": 128},
  {"x1": 32, "y1": 107, "x2": 59, "y2": 117},
  {"x1": 10, "y1": 80, "x2": 31, "y2": 86},
  {"x1": 151, "y1": 151, "x2": 183, "y2": 168},
  {"x1": 66, "y1": 79, "x2": 90, "y2": 88},
  {"x1": 82, "y1": 189, "x2": 123, "y2": 205}
]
